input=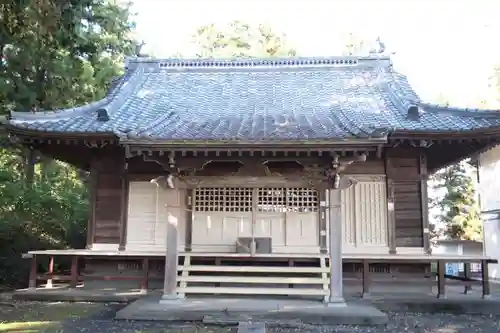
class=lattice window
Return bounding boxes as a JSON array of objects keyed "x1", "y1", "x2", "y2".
[
  {"x1": 194, "y1": 188, "x2": 252, "y2": 212},
  {"x1": 286, "y1": 188, "x2": 318, "y2": 213},
  {"x1": 194, "y1": 187, "x2": 318, "y2": 213},
  {"x1": 226, "y1": 188, "x2": 252, "y2": 212},
  {"x1": 257, "y1": 188, "x2": 286, "y2": 212},
  {"x1": 257, "y1": 188, "x2": 318, "y2": 213}
]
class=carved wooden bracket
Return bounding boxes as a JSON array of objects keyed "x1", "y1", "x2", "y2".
[
  {"x1": 325, "y1": 153, "x2": 367, "y2": 189},
  {"x1": 142, "y1": 152, "x2": 178, "y2": 174}
]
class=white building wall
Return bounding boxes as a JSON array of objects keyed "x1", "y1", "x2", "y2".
[
  {"x1": 478, "y1": 145, "x2": 500, "y2": 279},
  {"x1": 125, "y1": 181, "x2": 185, "y2": 251},
  {"x1": 124, "y1": 177, "x2": 389, "y2": 254}
]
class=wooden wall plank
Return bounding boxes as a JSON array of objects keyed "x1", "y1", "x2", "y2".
[
  {"x1": 386, "y1": 148, "x2": 424, "y2": 248},
  {"x1": 91, "y1": 151, "x2": 125, "y2": 245}
]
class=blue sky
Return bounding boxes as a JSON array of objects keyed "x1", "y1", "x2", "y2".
[{"x1": 131, "y1": 0, "x2": 500, "y2": 107}]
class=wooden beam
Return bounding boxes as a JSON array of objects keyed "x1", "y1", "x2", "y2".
[{"x1": 419, "y1": 154, "x2": 430, "y2": 254}]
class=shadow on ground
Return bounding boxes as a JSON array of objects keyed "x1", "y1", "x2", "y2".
[{"x1": 0, "y1": 301, "x2": 232, "y2": 333}]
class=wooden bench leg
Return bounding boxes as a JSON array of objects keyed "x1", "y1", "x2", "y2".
[
  {"x1": 28, "y1": 254, "x2": 37, "y2": 290},
  {"x1": 70, "y1": 256, "x2": 78, "y2": 289},
  {"x1": 437, "y1": 260, "x2": 446, "y2": 299},
  {"x1": 481, "y1": 260, "x2": 491, "y2": 299},
  {"x1": 45, "y1": 256, "x2": 54, "y2": 289},
  {"x1": 288, "y1": 259, "x2": 294, "y2": 289},
  {"x1": 140, "y1": 258, "x2": 149, "y2": 293},
  {"x1": 362, "y1": 260, "x2": 371, "y2": 298},
  {"x1": 463, "y1": 262, "x2": 471, "y2": 294},
  {"x1": 215, "y1": 257, "x2": 221, "y2": 288}
]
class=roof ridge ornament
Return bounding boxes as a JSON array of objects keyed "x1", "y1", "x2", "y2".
[{"x1": 369, "y1": 36, "x2": 395, "y2": 58}]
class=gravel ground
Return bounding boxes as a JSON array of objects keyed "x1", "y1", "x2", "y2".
[
  {"x1": 2, "y1": 301, "x2": 500, "y2": 333},
  {"x1": 62, "y1": 312, "x2": 500, "y2": 333}
]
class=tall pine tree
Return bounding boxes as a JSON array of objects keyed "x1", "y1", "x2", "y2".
[{"x1": 432, "y1": 161, "x2": 482, "y2": 240}]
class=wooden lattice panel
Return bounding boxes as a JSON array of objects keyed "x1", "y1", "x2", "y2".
[
  {"x1": 257, "y1": 188, "x2": 285, "y2": 212},
  {"x1": 286, "y1": 188, "x2": 319, "y2": 213},
  {"x1": 194, "y1": 188, "x2": 252, "y2": 212},
  {"x1": 257, "y1": 188, "x2": 318, "y2": 212},
  {"x1": 194, "y1": 187, "x2": 318, "y2": 213}
]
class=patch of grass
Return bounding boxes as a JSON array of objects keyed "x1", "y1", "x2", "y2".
[{"x1": 0, "y1": 301, "x2": 104, "y2": 333}]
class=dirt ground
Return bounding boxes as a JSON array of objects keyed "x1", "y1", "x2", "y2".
[
  {"x1": 1, "y1": 299, "x2": 500, "y2": 333},
  {"x1": 0, "y1": 300, "x2": 229, "y2": 333}
]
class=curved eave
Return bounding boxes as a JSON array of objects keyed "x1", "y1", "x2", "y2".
[
  {"x1": 5, "y1": 124, "x2": 118, "y2": 141},
  {"x1": 389, "y1": 125, "x2": 500, "y2": 140}
]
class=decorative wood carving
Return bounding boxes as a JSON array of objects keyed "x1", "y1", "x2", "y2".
[
  {"x1": 137, "y1": 151, "x2": 370, "y2": 190},
  {"x1": 231, "y1": 161, "x2": 281, "y2": 177},
  {"x1": 326, "y1": 154, "x2": 367, "y2": 188}
]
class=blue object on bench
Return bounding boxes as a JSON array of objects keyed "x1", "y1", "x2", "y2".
[{"x1": 446, "y1": 263, "x2": 460, "y2": 276}]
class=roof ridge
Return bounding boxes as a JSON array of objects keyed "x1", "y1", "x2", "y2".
[{"x1": 124, "y1": 55, "x2": 392, "y2": 70}]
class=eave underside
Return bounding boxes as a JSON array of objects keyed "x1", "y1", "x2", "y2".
[{"x1": 7, "y1": 127, "x2": 500, "y2": 173}]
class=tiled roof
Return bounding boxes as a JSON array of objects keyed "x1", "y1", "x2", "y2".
[{"x1": 8, "y1": 56, "x2": 500, "y2": 142}]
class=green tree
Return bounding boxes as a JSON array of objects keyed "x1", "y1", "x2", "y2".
[
  {"x1": 192, "y1": 20, "x2": 297, "y2": 58},
  {"x1": 0, "y1": 0, "x2": 137, "y2": 288},
  {"x1": 429, "y1": 93, "x2": 482, "y2": 241},
  {"x1": 432, "y1": 161, "x2": 482, "y2": 240}
]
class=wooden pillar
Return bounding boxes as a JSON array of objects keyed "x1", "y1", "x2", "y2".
[
  {"x1": 362, "y1": 259, "x2": 371, "y2": 298},
  {"x1": 161, "y1": 188, "x2": 182, "y2": 302},
  {"x1": 28, "y1": 254, "x2": 37, "y2": 290},
  {"x1": 319, "y1": 190, "x2": 328, "y2": 253},
  {"x1": 463, "y1": 262, "x2": 472, "y2": 294},
  {"x1": 140, "y1": 258, "x2": 149, "y2": 293},
  {"x1": 184, "y1": 189, "x2": 193, "y2": 252},
  {"x1": 86, "y1": 169, "x2": 97, "y2": 249},
  {"x1": 118, "y1": 171, "x2": 129, "y2": 251},
  {"x1": 386, "y1": 179, "x2": 397, "y2": 254},
  {"x1": 384, "y1": 155, "x2": 397, "y2": 254},
  {"x1": 46, "y1": 256, "x2": 54, "y2": 288},
  {"x1": 70, "y1": 256, "x2": 78, "y2": 289},
  {"x1": 327, "y1": 188, "x2": 345, "y2": 305},
  {"x1": 481, "y1": 260, "x2": 491, "y2": 299},
  {"x1": 419, "y1": 154, "x2": 431, "y2": 254},
  {"x1": 437, "y1": 260, "x2": 446, "y2": 299}
]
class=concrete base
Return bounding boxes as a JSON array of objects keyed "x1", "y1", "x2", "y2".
[{"x1": 115, "y1": 295, "x2": 388, "y2": 326}]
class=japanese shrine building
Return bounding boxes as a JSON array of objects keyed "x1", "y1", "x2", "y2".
[{"x1": 7, "y1": 56, "x2": 500, "y2": 302}]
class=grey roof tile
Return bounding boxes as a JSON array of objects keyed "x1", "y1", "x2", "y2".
[{"x1": 8, "y1": 56, "x2": 500, "y2": 141}]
